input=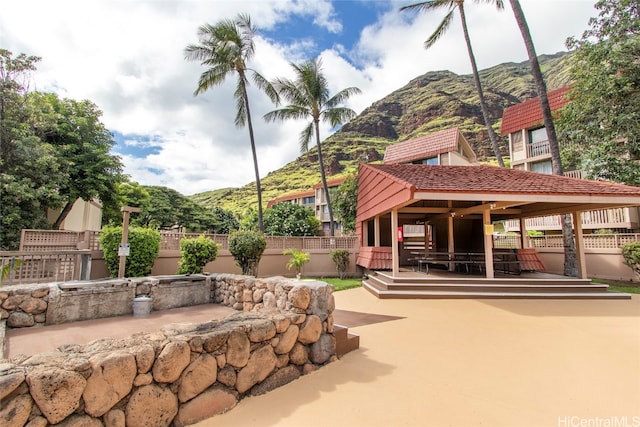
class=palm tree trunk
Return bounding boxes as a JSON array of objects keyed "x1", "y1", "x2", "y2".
[
  {"x1": 509, "y1": 0, "x2": 577, "y2": 277},
  {"x1": 242, "y1": 86, "x2": 264, "y2": 232},
  {"x1": 314, "y1": 119, "x2": 335, "y2": 236},
  {"x1": 457, "y1": 3, "x2": 505, "y2": 167},
  {"x1": 53, "y1": 201, "x2": 74, "y2": 230}
]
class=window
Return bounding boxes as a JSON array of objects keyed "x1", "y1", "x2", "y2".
[
  {"x1": 511, "y1": 131, "x2": 523, "y2": 152},
  {"x1": 529, "y1": 127, "x2": 548, "y2": 144},
  {"x1": 303, "y1": 196, "x2": 315, "y2": 204},
  {"x1": 421, "y1": 156, "x2": 439, "y2": 165},
  {"x1": 530, "y1": 160, "x2": 552, "y2": 174}
]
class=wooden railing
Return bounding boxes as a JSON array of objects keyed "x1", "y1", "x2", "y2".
[
  {"x1": 529, "y1": 233, "x2": 640, "y2": 249},
  {"x1": 504, "y1": 207, "x2": 633, "y2": 231},
  {"x1": 526, "y1": 140, "x2": 551, "y2": 158},
  {"x1": 0, "y1": 250, "x2": 92, "y2": 286},
  {"x1": 20, "y1": 230, "x2": 358, "y2": 253}
]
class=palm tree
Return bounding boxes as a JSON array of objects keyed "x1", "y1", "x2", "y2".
[
  {"x1": 508, "y1": 0, "x2": 577, "y2": 277},
  {"x1": 264, "y1": 58, "x2": 361, "y2": 236},
  {"x1": 400, "y1": 0, "x2": 506, "y2": 167},
  {"x1": 184, "y1": 13, "x2": 277, "y2": 232}
]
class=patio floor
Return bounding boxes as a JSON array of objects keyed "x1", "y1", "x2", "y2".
[{"x1": 5, "y1": 288, "x2": 640, "y2": 426}]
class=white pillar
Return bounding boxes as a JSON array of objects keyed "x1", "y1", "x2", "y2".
[
  {"x1": 572, "y1": 211, "x2": 587, "y2": 279},
  {"x1": 483, "y1": 209, "x2": 495, "y2": 279},
  {"x1": 519, "y1": 217, "x2": 529, "y2": 249},
  {"x1": 374, "y1": 216, "x2": 380, "y2": 247}
]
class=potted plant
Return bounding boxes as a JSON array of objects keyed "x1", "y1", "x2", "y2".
[{"x1": 283, "y1": 248, "x2": 310, "y2": 279}]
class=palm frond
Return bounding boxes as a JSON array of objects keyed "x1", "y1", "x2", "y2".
[
  {"x1": 473, "y1": 0, "x2": 504, "y2": 10},
  {"x1": 323, "y1": 107, "x2": 357, "y2": 128},
  {"x1": 325, "y1": 87, "x2": 362, "y2": 108},
  {"x1": 263, "y1": 106, "x2": 309, "y2": 123},
  {"x1": 425, "y1": 9, "x2": 455, "y2": 49},
  {"x1": 400, "y1": 0, "x2": 454, "y2": 13},
  {"x1": 251, "y1": 72, "x2": 280, "y2": 104},
  {"x1": 299, "y1": 123, "x2": 314, "y2": 153},
  {"x1": 234, "y1": 80, "x2": 248, "y2": 127}
]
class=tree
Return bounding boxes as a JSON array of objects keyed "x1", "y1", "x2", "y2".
[
  {"x1": 184, "y1": 13, "x2": 278, "y2": 233},
  {"x1": 332, "y1": 174, "x2": 357, "y2": 234},
  {"x1": 558, "y1": 0, "x2": 640, "y2": 186},
  {"x1": 228, "y1": 230, "x2": 266, "y2": 276},
  {"x1": 400, "y1": 0, "x2": 506, "y2": 167},
  {"x1": 101, "y1": 181, "x2": 151, "y2": 226},
  {"x1": 0, "y1": 50, "x2": 122, "y2": 249},
  {"x1": 27, "y1": 92, "x2": 123, "y2": 228},
  {"x1": 263, "y1": 202, "x2": 320, "y2": 236},
  {"x1": 264, "y1": 57, "x2": 361, "y2": 236},
  {"x1": 211, "y1": 207, "x2": 240, "y2": 234},
  {"x1": 508, "y1": 0, "x2": 577, "y2": 277}
]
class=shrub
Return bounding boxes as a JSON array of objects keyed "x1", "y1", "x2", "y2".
[
  {"x1": 331, "y1": 249, "x2": 350, "y2": 279},
  {"x1": 622, "y1": 242, "x2": 640, "y2": 278},
  {"x1": 178, "y1": 235, "x2": 219, "y2": 274},
  {"x1": 228, "y1": 230, "x2": 266, "y2": 276},
  {"x1": 283, "y1": 248, "x2": 310, "y2": 278},
  {"x1": 100, "y1": 226, "x2": 160, "y2": 278}
]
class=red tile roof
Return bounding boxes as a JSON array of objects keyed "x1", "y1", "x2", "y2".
[
  {"x1": 312, "y1": 176, "x2": 346, "y2": 189},
  {"x1": 367, "y1": 163, "x2": 640, "y2": 197},
  {"x1": 383, "y1": 127, "x2": 461, "y2": 164},
  {"x1": 500, "y1": 87, "x2": 570, "y2": 135}
]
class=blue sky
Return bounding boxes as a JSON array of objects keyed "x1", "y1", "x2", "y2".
[{"x1": 1, "y1": 0, "x2": 597, "y2": 195}]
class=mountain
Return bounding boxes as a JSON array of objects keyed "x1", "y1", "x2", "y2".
[{"x1": 190, "y1": 52, "x2": 574, "y2": 214}]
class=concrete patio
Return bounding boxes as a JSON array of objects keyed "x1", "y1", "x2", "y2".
[
  {"x1": 5, "y1": 287, "x2": 640, "y2": 427},
  {"x1": 197, "y1": 288, "x2": 640, "y2": 427}
]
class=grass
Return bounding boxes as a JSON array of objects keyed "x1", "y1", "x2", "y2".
[
  {"x1": 591, "y1": 278, "x2": 640, "y2": 294},
  {"x1": 303, "y1": 277, "x2": 362, "y2": 292}
]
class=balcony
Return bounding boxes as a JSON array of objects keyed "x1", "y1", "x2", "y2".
[{"x1": 526, "y1": 140, "x2": 551, "y2": 158}]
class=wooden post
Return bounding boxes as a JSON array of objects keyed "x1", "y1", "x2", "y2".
[
  {"x1": 118, "y1": 206, "x2": 141, "y2": 278},
  {"x1": 483, "y1": 209, "x2": 495, "y2": 279}
]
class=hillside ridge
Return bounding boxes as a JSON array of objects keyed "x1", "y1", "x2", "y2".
[{"x1": 190, "y1": 51, "x2": 573, "y2": 213}]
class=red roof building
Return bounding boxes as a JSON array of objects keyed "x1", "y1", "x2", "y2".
[{"x1": 384, "y1": 127, "x2": 477, "y2": 165}]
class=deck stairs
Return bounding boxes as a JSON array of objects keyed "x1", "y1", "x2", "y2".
[{"x1": 363, "y1": 270, "x2": 630, "y2": 300}]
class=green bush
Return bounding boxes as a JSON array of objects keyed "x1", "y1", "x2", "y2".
[
  {"x1": 283, "y1": 248, "x2": 310, "y2": 278},
  {"x1": 228, "y1": 230, "x2": 266, "y2": 276},
  {"x1": 178, "y1": 235, "x2": 219, "y2": 274},
  {"x1": 330, "y1": 249, "x2": 350, "y2": 279},
  {"x1": 622, "y1": 242, "x2": 640, "y2": 278},
  {"x1": 100, "y1": 226, "x2": 160, "y2": 278}
]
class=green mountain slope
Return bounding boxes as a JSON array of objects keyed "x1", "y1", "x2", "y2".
[{"x1": 191, "y1": 52, "x2": 574, "y2": 214}]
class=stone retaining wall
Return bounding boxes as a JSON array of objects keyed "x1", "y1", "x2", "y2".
[{"x1": 0, "y1": 276, "x2": 336, "y2": 427}]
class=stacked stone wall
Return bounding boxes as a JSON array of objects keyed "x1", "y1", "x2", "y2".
[{"x1": 0, "y1": 277, "x2": 336, "y2": 426}]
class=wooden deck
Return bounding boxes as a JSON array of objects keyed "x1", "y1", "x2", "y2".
[{"x1": 362, "y1": 268, "x2": 630, "y2": 299}]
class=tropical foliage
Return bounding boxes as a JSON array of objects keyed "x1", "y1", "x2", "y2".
[
  {"x1": 228, "y1": 230, "x2": 266, "y2": 276},
  {"x1": 558, "y1": 0, "x2": 640, "y2": 186},
  {"x1": 621, "y1": 242, "x2": 640, "y2": 278},
  {"x1": 0, "y1": 50, "x2": 123, "y2": 250},
  {"x1": 263, "y1": 203, "x2": 320, "y2": 236},
  {"x1": 100, "y1": 226, "x2": 160, "y2": 278},
  {"x1": 332, "y1": 174, "x2": 358, "y2": 234},
  {"x1": 264, "y1": 57, "x2": 361, "y2": 236},
  {"x1": 184, "y1": 13, "x2": 278, "y2": 232},
  {"x1": 330, "y1": 249, "x2": 351, "y2": 279},
  {"x1": 283, "y1": 248, "x2": 311, "y2": 278},
  {"x1": 178, "y1": 235, "x2": 219, "y2": 274}
]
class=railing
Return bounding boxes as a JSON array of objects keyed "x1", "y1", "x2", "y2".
[
  {"x1": 526, "y1": 140, "x2": 551, "y2": 158},
  {"x1": 20, "y1": 230, "x2": 358, "y2": 253},
  {"x1": 504, "y1": 207, "x2": 633, "y2": 231},
  {"x1": 530, "y1": 233, "x2": 640, "y2": 249},
  {"x1": 493, "y1": 235, "x2": 522, "y2": 249},
  {"x1": 0, "y1": 250, "x2": 92, "y2": 286},
  {"x1": 563, "y1": 170, "x2": 586, "y2": 179}
]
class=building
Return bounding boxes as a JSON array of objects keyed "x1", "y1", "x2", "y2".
[
  {"x1": 500, "y1": 87, "x2": 639, "y2": 233},
  {"x1": 267, "y1": 177, "x2": 347, "y2": 236},
  {"x1": 383, "y1": 127, "x2": 477, "y2": 166}
]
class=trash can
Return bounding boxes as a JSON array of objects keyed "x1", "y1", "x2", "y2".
[{"x1": 133, "y1": 296, "x2": 153, "y2": 317}]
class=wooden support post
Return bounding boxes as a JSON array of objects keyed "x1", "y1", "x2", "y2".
[
  {"x1": 118, "y1": 206, "x2": 141, "y2": 278},
  {"x1": 391, "y1": 209, "x2": 399, "y2": 277},
  {"x1": 483, "y1": 209, "x2": 495, "y2": 279},
  {"x1": 572, "y1": 211, "x2": 587, "y2": 279}
]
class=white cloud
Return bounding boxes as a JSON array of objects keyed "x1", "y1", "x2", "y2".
[{"x1": 1, "y1": 0, "x2": 596, "y2": 196}]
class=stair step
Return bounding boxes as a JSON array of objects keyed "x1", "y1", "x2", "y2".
[
  {"x1": 362, "y1": 281, "x2": 630, "y2": 300},
  {"x1": 334, "y1": 324, "x2": 360, "y2": 356}
]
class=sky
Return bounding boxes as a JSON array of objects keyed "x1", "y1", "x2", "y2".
[{"x1": 1, "y1": 0, "x2": 597, "y2": 196}]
